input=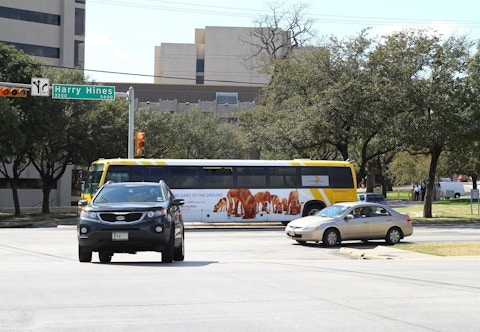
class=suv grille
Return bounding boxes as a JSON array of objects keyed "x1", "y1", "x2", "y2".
[{"x1": 99, "y1": 212, "x2": 144, "y2": 223}]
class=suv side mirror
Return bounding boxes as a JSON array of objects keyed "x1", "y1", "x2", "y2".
[{"x1": 173, "y1": 198, "x2": 185, "y2": 206}]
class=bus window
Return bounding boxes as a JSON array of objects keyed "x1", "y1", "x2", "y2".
[
  {"x1": 143, "y1": 166, "x2": 167, "y2": 182},
  {"x1": 236, "y1": 167, "x2": 266, "y2": 188},
  {"x1": 168, "y1": 166, "x2": 202, "y2": 189},
  {"x1": 269, "y1": 167, "x2": 300, "y2": 188},
  {"x1": 106, "y1": 165, "x2": 131, "y2": 182},
  {"x1": 330, "y1": 166, "x2": 355, "y2": 188},
  {"x1": 203, "y1": 167, "x2": 233, "y2": 189}
]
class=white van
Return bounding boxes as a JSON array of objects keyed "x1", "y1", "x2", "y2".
[{"x1": 436, "y1": 181, "x2": 465, "y2": 199}]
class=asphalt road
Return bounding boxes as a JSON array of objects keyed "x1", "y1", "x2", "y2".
[{"x1": 0, "y1": 226, "x2": 479, "y2": 331}]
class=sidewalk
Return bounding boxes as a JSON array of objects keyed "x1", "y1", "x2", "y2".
[{"x1": 339, "y1": 246, "x2": 439, "y2": 260}]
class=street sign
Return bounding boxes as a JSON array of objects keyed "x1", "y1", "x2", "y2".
[
  {"x1": 31, "y1": 78, "x2": 50, "y2": 96},
  {"x1": 52, "y1": 84, "x2": 115, "y2": 100}
]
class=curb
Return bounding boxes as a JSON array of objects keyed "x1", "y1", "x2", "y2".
[{"x1": 339, "y1": 246, "x2": 439, "y2": 260}]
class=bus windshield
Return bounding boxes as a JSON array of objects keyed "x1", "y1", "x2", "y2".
[{"x1": 82, "y1": 164, "x2": 105, "y2": 195}]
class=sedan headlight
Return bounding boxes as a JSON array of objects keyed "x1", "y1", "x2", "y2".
[
  {"x1": 147, "y1": 209, "x2": 166, "y2": 218},
  {"x1": 303, "y1": 225, "x2": 319, "y2": 231}
]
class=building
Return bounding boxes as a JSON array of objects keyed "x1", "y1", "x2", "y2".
[
  {"x1": 0, "y1": 0, "x2": 86, "y2": 70},
  {"x1": 154, "y1": 26, "x2": 273, "y2": 86},
  {"x1": 0, "y1": 0, "x2": 85, "y2": 209}
]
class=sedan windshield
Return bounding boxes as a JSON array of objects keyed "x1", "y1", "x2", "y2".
[
  {"x1": 94, "y1": 186, "x2": 165, "y2": 203},
  {"x1": 317, "y1": 205, "x2": 350, "y2": 218}
]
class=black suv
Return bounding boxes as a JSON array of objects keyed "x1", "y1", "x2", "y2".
[{"x1": 77, "y1": 181, "x2": 185, "y2": 263}]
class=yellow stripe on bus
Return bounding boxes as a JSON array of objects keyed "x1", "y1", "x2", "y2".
[{"x1": 309, "y1": 188, "x2": 331, "y2": 206}]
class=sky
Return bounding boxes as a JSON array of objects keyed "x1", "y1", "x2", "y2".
[{"x1": 84, "y1": 0, "x2": 480, "y2": 83}]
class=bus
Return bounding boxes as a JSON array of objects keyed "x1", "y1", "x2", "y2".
[{"x1": 81, "y1": 158, "x2": 357, "y2": 224}]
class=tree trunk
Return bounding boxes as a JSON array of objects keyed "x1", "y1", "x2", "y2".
[
  {"x1": 423, "y1": 147, "x2": 442, "y2": 218},
  {"x1": 42, "y1": 184, "x2": 53, "y2": 214},
  {"x1": 12, "y1": 186, "x2": 21, "y2": 215}
]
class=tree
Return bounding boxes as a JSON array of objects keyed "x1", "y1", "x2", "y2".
[
  {"x1": 173, "y1": 109, "x2": 247, "y2": 159},
  {"x1": 386, "y1": 30, "x2": 476, "y2": 217},
  {"x1": 246, "y1": 2, "x2": 315, "y2": 64},
  {"x1": 0, "y1": 43, "x2": 42, "y2": 214},
  {"x1": 80, "y1": 97, "x2": 129, "y2": 163},
  {"x1": 25, "y1": 67, "x2": 96, "y2": 213}
]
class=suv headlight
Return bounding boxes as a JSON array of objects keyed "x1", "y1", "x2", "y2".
[
  {"x1": 147, "y1": 209, "x2": 166, "y2": 218},
  {"x1": 80, "y1": 210, "x2": 97, "y2": 219}
]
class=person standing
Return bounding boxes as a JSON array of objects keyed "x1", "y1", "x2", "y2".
[{"x1": 413, "y1": 185, "x2": 420, "y2": 201}]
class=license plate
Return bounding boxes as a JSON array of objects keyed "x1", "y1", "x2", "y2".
[
  {"x1": 112, "y1": 231, "x2": 129, "y2": 241},
  {"x1": 288, "y1": 230, "x2": 295, "y2": 237}
]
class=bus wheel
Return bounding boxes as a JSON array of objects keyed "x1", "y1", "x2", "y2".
[{"x1": 304, "y1": 204, "x2": 324, "y2": 216}]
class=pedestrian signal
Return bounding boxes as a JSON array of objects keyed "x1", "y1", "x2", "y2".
[
  {"x1": 135, "y1": 132, "x2": 146, "y2": 157},
  {"x1": 0, "y1": 87, "x2": 28, "y2": 98}
]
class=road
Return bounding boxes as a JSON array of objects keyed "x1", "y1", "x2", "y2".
[{"x1": 0, "y1": 226, "x2": 479, "y2": 331}]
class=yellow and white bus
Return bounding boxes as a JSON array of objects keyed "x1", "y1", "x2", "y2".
[{"x1": 81, "y1": 158, "x2": 357, "y2": 224}]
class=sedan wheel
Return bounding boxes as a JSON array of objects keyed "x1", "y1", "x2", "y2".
[
  {"x1": 386, "y1": 227, "x2": 402, "y2": 245},
  {"x1": 323, "y1": 228, "x2": 340, "y2": 247}
]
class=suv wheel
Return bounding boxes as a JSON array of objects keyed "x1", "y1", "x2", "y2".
[
  {"x1": 173, "y1": 230, "x2": 185, "y2": 261},
  {"x1": 162, "y1": 227, "x2": 175, "y2": 263},
  {"x1": 79, "y1": 246, "x2": 92, "y2": 263},
  {"x1": 99, "y1": 251, "x2": 112, "y2": 263}
]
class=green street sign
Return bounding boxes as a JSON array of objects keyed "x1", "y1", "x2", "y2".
[{"x1": 52, "y1": 84, "x2": 115, "y2": 100}]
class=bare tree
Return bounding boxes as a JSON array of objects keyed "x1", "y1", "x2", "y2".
[{"x1": 241, "y1": 3, "x2": 315, "y2": 70}]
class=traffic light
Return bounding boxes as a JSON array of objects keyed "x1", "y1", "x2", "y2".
[
  {"x1": 135, "y1": 132, "x2": 146, "y2": 157},
  {"x1": 0, "y1": 87, "x2": 28, "y2": 98}
]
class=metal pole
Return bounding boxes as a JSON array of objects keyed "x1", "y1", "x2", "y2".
[{"x1": 128, "y1": 86, "x2": 135, "y2": 159}]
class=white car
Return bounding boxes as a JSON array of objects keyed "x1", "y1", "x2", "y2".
[{"x1": 285, "y1": 202, "x2": 413, "y2": 247}]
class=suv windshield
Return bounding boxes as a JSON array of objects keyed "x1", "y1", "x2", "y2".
[{"x1": 94, "y1": 185, "x2": 165, "y2": 203}]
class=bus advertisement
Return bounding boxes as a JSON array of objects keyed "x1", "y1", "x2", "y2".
[{"x1": 81, "y1": 159, "x2": 357, "y2": 224}]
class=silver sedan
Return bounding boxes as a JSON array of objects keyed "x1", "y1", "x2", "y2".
[{"x1": 285, "y1": 202, "x2": 413, "y2": 246}]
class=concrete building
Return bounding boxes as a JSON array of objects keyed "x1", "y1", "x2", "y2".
[
  {"x1": 0, "y1": 0, "x2": 85, "y2": 209},
  {"x1": 154, "y1": 26, "x2": 272, "y2": 86},
  {"x1": 0, "y1": 0, "x2": 86, "y2": 70}
]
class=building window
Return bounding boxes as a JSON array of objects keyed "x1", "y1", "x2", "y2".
[
  {"x1": 2, "y1": 41, "x2": 60, "y2": 58},
  {"x1": 0, "y1": 6, "x2": 60, "y2": 25},
  {"x1": 216, "y1": 92, "x2": 238, "y2": 104},
  {"x1": 75, "y1": 8, "x2": 85, "y2": 36},
  {"x1": 196, "y1": 59, "x2": 204, "y2": 73},
  {"x1": 74, "y1": 40, "x2": 84, "y2": 68},
  {"x1": 76, "y1": 0, "x2": 86, "y2": 3},
  {"x1": 196, "y1": 75, "x2": 204, "y2": 84}
]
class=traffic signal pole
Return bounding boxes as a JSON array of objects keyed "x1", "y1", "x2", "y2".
[{"x1": 115, "y1": 86, "x2": 135, "y2": 158}]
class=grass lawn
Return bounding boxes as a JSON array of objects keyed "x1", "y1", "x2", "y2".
[
  {"x1": 396, "y1": 242, "x2": 480, "y2": 256},
  {"x1": 394, "y1": 197, "x2": 480, "y2": 223},
  {"x1": 390, "y1": 196, "x2": 480, "y2": 256}
]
